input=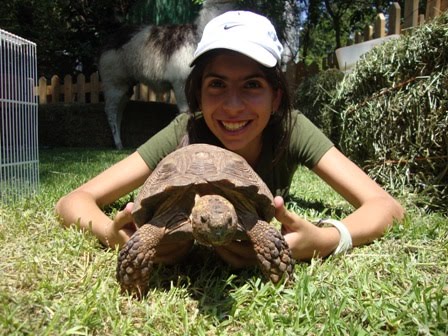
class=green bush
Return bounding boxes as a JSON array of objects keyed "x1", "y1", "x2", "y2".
[
  {"x1": 334, "y1": 12, "x2": 448, "y2": 212},
  {"x1": 294, "y1": 69, "x2": 344, "y2": 142},
  {"x1": 294, "y1": 12, "x2": 448, "y2": 212}
]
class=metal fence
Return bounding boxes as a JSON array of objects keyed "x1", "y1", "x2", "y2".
[{"x1": 0, "y1": 29, "x2": 39, "y2": 202}]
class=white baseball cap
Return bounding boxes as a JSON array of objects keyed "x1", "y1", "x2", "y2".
[{"x1": 191, "y1": 11, "x2": 283, "y2": 68}]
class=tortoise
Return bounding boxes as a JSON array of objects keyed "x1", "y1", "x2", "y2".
[{"x1": 117, "y1": 143, "x2": 294, "y2": 296}]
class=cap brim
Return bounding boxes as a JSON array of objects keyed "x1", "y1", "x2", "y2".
[{"x1": 190, "y1": 40, "x2": 278, "y2": 68}]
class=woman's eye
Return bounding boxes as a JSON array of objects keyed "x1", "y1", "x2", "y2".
[
  {"x1": 209, "y1": 80, "x2": 225, "y2": 88},
  {"x1": 245, "y1": 80, "x2": 262, "y2": 89}
]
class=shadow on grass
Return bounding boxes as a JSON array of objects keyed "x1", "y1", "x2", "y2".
[
  {"x1": 285, "y1": 194, "x2": 350, "y2": 219},
  {"x1": 145, "y1": 244, "x2": 260, "y2": 320}
]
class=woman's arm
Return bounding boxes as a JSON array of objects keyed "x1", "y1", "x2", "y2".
[
  {"x1": 55, "y1": 151, "x2": 152, "y2": 248},
  {"x1": 277, "y1": 146, "x2": 405, "y2": 260}
]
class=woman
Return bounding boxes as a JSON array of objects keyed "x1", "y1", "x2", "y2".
[{"x1": 56, "y1": 11, "x2": 404, "y2": 267}]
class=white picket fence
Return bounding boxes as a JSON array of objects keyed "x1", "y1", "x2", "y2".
[{"x1": 0, "y1": 29, "x2": 39, "y2": 202}]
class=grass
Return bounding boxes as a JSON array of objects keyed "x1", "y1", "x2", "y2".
[{"x1": 1, "y1": 148, "x2": 447, "y2": 335}]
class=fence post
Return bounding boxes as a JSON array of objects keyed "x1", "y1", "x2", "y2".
[
  {"x1": 76, "y1": 73, "x2": 85, "y2": 103},
  {"x1": 168, "y1": 90, "x2": 176, "y2": 104},
  {"x1": 374, "y1": 13, "x2": 386, "y2": 38},
  {"x1": 38, "y1": 77, "x2": 47, "y2": 104},
  {"x1": 64, "y1": 74, "x2": 73, "y2": 103},
  {"x1": 442, "y1": 0, "x2": 448, "y2": 11},
  {"x1": 364, "y1": 25, "x2": 373, "y2": 41},
  {"x1": 50, "y1": 75, "x2": 60, "y2": 103},
  {"x1": 426, "y1": 0, "x2": 441, "y2": 19},
  {"x1": 419, "y1": 14, "x2": 426, "y2": 25},
  {"x1": 404, "y1": 0, "x2": 419, "y2": 29},
  {"x1": 389, "y1": 3, "x2": 401, "y2": 35},
  {"x1": 139, "y1": 84, "x2": 149, "y2": 102},
  {"x1": 130, "y1": 85, "x2": 137, "y2": 100},
  {"x1": 90, "y1": 72, "x2": 100, "y2": 103},
  {"x1": 149, "y1": 89, "x2": 157, "y2": 102}
]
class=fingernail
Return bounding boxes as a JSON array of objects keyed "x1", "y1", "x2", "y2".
[{"x1": 125, "y1": 202, "x2": 134, "y2": 212}]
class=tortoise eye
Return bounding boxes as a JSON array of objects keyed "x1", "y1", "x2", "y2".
[
  {"x1": 227, "y1": 216, "x2": 233, "y2": 225},
  {"x1": 200, "y1": 215, "x2": 208, "y2": 223}
]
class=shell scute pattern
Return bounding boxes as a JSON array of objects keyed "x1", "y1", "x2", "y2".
[{"x1": 184, "y1": 151, "x2": 219, "y2": 177}]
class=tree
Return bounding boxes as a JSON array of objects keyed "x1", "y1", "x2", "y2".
[
  {"x1": 127, "y1": 0, "x2": 201, "y2": 25},
  {"x1": 299, "y1": 0, "x2": 323, "y2": 61},
  {"x1": 298, "y1": 0, "x2": 394, "y2": 65},
  {"x1": 237, "y1": 0, "x2": 302, "y2": 65},
  {"x1": 0, "y1": 0, "x2": 138, "y2": 76},
  {"x1": 0, "y1": 0, "x2": 402, "y2": 76}
]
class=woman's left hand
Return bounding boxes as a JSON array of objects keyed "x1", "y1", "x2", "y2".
[
  {"x1": 274, "y1": 196, "x2": 339, "y2": 260},
  {"x1": 105, "y1": 202, "x2": 138, "y2": 248}
]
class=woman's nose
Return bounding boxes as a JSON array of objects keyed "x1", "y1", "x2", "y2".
[{"x1": 222, "y1": 89, "x2": 244, "y2": 113}]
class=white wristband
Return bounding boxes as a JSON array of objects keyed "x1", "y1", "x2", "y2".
[{"x1": 317, "y1": 219, "x2": 353, "y2": 255}]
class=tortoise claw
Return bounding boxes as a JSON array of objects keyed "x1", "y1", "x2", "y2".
[
  {"x1": 249, "y1": 221, "x2": 295, "y2": 283},
  {"x1": 116, "y1": 224, "x2": 163, "y2": 298}
]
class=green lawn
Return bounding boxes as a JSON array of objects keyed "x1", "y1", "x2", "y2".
[{"x1": 1, "y1": 148, "x2": 447, "y2": 335}]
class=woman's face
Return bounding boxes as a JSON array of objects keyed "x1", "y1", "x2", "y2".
[{"x1": 199, "y1": 52, "x2": 282, "y2": 162}]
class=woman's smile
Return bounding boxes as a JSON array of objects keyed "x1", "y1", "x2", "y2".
[{"x1": 220, "y1": 120, "x2": 251, "y2": 132}]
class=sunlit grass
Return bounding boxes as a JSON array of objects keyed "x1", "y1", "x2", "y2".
[{"x1": 0, "y1": 148, "x2": 446, "y2": 335}]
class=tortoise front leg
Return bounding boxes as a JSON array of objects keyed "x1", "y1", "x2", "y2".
[
  {"x1": 246, "y1": 220, "x2": 295, "y2": 283},
  {"x1": 117, "y1": 224, "x2": 164, "y2": 298}
]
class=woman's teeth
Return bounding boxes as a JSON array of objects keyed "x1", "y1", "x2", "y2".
[{"x1": 221, "y1": 121, "x2": 249, "y2": 131}]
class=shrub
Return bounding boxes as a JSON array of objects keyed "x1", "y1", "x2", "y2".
[
  {"x1": 294, "y1": 68, "x2": 344, "y2": 142},
  {"x1": 332, "y1": 12, "x2": 448, "y2": 212}
]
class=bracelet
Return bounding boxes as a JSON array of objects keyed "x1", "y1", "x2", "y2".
[{"x1": 316, "y1": 218, "x2": 353, "y2": 255}]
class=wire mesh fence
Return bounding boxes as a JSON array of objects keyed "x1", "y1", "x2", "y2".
[{"x1": 0, "y1": 29, "x2": 39, "y2": 203}]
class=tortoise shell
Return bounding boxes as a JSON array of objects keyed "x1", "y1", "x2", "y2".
[{"x1": 132, "y1": 143, "x2": 274, "y2": 226}]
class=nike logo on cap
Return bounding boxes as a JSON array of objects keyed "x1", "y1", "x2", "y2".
[{"x1": 224, "y1": 24, "x2": 242, "y2": 30}]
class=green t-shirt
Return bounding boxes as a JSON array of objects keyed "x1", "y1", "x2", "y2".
[{"x1": 137, "y1": 110, "x2": 333, "y2": 197}]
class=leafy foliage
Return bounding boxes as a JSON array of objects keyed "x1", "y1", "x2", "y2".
[
  {"x1": 0, "y1": 0, "x2": 300, "y2": 77},
  {"x1": 126, "y1": 0, "x2": 201, "y2": 25},
  {"x1": 331, "y1": 12, "x2": 448, "y2": 212},
  {"x1": 294, "y1": 68, "x2": 344, "y2": 141},
  {"x1": 237, "y1": 0, "x2": 301, "y2": 45},
  {"x1": 299, "y1": 0, "x2": 400, "y2": 64},
  {"x1": 0, "y1": 0, "x2": 137, "y2": 76}
]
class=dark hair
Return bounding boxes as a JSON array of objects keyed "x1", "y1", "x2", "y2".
[{"x1": 182, "y1": 49, "x2": 292, "y2": 165}]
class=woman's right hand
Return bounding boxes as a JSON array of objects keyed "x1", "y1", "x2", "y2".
[
  {"x1": 104, "y1": 202, "x2": 138, "y2": 248},
  {"x1": 108, "y1": 202, "x2": 193, "y2": 263}
]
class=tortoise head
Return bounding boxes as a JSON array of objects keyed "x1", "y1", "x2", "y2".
[{"x1": 190, "y1": 194, "x2": 238, "y2": 246}]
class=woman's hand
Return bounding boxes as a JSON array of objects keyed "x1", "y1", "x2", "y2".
[
  {"x1": 104, "y1": 202, "x2": 138, "y2": 248},
  {"x1": 274, "y1": 196, "x2": 340, "y2": 260},
  {"x1": 214, "y1": 241, "x2": 257, "y2": 268}
]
